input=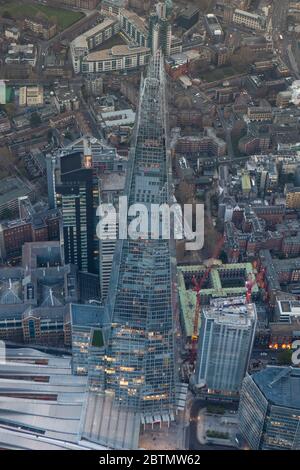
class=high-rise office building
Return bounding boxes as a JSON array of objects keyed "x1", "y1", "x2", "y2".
[
  {"x1": 148, "y1": 4, "x2": 172, "y2": 56},
  {"x1": 195, "y1": 297, "x2": 257, "y2": 394},
  {"x1": 98, "y1": 171, "x2": 126, "y2": 300},
  {"x1": 81, "y1": 52, "x2": 176, "y2": 449},
  {"x1": 54, "y1": 149, "x2": 98, "y2": 273},
  {"x1": 238, "y1": 367, "x2": 300, "y2": 450}
]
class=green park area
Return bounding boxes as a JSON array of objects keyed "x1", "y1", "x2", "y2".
[{"x1": 0, "y1": 1, "x2": 84, "y2": 30}]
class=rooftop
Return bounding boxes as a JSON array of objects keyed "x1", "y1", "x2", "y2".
[
  {"x1": 0, "y1": 347, "x2": 108, "y2": 450},
  {"x1": 70, "y1": 303, "x2": 107, "y2": 328},
  {"x1": 178, "y1": 5, "x2": 200, "y2": 19},
  {"x1": 203, "y1": 297, "x2": 257, "y2": 327},
  {"x1": 234, "y1": 8, "x2": 263, "y2": 20},
  {"x1": 101, "y1": 108, "x2": 136, "y2": 128},
  {"x1": 253, "y1": 366, "x2": 300, "y2": 409},
  {"x1": 84, "y1": 44, "x2": 150, "y2": 62},
  {"x1": 100, "y1": 171, "x2": 126, "y2": 192},
  {"x1": 0, "y1": 176, "x2": 32, "y2": 207}
]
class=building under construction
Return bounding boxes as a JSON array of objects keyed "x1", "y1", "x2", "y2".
[{"x1": 178, "y1": 262, "x2": 258, "y2": 339}]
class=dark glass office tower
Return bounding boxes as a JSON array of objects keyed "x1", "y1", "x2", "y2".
[{"x1": 55, "y1": 150, "x2": 96, "y2": 273}]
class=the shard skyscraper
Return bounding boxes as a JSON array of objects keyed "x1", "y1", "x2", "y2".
[{"x1": 81, "y1": 52, "x2": 177, "y2": 449}]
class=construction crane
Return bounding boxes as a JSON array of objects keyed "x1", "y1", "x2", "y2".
[
  {"x1": 245, "y1": 273, "x2": 256, "y2": 303},
  {"x1": 189, "y1": 235, "x2": 224, "y2": 364}
]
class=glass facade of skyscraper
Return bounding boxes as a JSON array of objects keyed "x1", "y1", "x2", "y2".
[
  {"x1": 87, "y1": 52, "x2": 176, "y2": 420},
  {"x1": 239, "y1": 368, "x2": 300, "y2": 450}
]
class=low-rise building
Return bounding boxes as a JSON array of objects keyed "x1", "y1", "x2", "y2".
[
  {"x1": 0, "y1": 347, "x2": 105, "y2": 450},
  {"x1": 5, "y1": 43, "x2": 37, "y2": 67},
  {"x1": 0, "y1": 208, "x2": 60, "y2": 260},
  {"x1": 205, "y1": 13, "x2": 224, "y2": 43},
  {"x1": 4, "y1": 26, "x2": 20, "y2": 41},
  {"x1": 59, "y1": 0, "x2": 99, "y2": 8},
  {"x1": 53, "y1": 85, "x2": 80, "y2": 112},
  {"x1": 19, "y1": 85, "x2": 44, "y2": 107},
  {"x1": 81, "y1": 44, "x2": 150, "y2": 74},
  {"x1": 176, "y1": 128, "x2": 227, "y2": 158},
  {"x1": 0, "y1": 241, "x2": 79, "y2": 346},
  {"x1": 0, "y1": 176, "x2": 34, "y2": 218},
  {"x1": 276, "y1": 90, "x2": 292, "y2": 108},
  {"x1": 285, "y1": 184, "x2": 300, "y2": 209},
  {"x1": 232, "y1": 8, "x2": 266, "y2": 30},
  {"x1": 247, "y1": 106, "x2": 272, "y2": 122},
  {"x1": 0, "y1": 110, "x2": 11, "y2": 134},
  {"x1": 100, "y1": 108, "x2": 135, "y2": 129}
]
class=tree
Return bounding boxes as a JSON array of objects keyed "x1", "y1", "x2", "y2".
[
  {"x1": 231, "y1": 47, "x2": 256, "y2": 73},
  {"x1": 278, "y1": 349, "x2": 293, "y2": 365},
  {"x1": 189, "y1": 58, "x2": 209, "y2": 76},
  {"x1": 2, "y1": 11, "x2": 13, "y2": 20},
  {"x1": 30, "y1": 112, "x2": 42, "y2": 128}
]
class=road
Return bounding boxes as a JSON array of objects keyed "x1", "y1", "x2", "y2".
[
  {"x1": 217, "y1": 107, "x2": 234, "y2": 163},
  {"x1": 271, "y1": 0, "x2": 300, "y2": 79},
  {"x1": 287, "y1": 44, "x2": 300, "y2": 77},
  {"x1": 71, "y1": 79, "x2": 104, "y2": 140},
  {"x1": 251, "y1": 347, "x2": 283, "y2": 362},
  {"x1": 272, "y1": 0, "x2": 289, "y2": 36}
]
